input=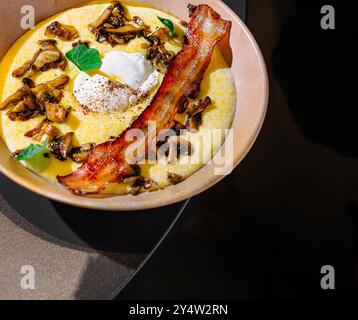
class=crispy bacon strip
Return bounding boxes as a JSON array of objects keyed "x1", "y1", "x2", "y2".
[{"x1": 57, "y1": 5, "x2": 232, "y2": 195}]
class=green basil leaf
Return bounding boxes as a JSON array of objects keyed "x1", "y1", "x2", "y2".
[
  {"x1": 158, "y1": 16, "x2": 175, "y2": 36},
  {"x1": 17, "y1": 140, "x2": 49, "y2": 161},
  {"x1": 66, "y1": 44, "x2": 103, "y2": 72}
]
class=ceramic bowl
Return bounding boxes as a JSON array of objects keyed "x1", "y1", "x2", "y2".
[{"x1": 0, "y1": 0, "x2": 268, "y2": 211}]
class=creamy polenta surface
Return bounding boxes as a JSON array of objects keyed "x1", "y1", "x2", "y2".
[{"x1": 0, "y1": 1, "x2": 236, "y2": 195}]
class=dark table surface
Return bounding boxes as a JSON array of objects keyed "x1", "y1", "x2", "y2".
[{"x1": 128, "y1": 0, "x2": 358, "y2": 300}]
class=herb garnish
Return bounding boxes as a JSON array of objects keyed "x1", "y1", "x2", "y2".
[
  {"x1": 66, "y1": 44, "x2": 102, "y2": 72},
  {"x1": 17, "y1": 140, "x2": 49, "y2": 161},
  {"x1": 157, "y1": 16, "x2": 175, "y2": 36}
]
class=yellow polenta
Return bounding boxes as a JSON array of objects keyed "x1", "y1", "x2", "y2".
[{"x1": 0, "y1": 1, "x2": 236, "y2": 195}]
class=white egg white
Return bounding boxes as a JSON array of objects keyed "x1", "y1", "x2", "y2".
[{"x1": 73, "y1": 52, "x2": 159, "y2": 113}]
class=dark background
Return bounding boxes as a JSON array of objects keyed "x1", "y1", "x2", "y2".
[{"x1": 129, "y1": 0, "x2": 358, "y2": 299}]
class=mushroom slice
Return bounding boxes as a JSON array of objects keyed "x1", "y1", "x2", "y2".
[
  {"x1": 173, "y1": 136, "x2": 192, "y2": 157},
  {"x1": 45, "y1": 21, "x2": 79, "y2": 41},
  {"x1": 188, "y1": 4, "x2": 198, "y2": 17},
  {"x1": 143, "y1": 27, "x2": 176, "y2": 74},
  {"x1": 96, "y1": 23, "x2": 145, "y2": 47},
  {"x1": 88, "y1": 1, "x2": 118, "y2": 32},
  {"x1": 0, "y1": 86, "x2": 28, "y2": 110},
  {"x1": 146, "y1": 45, "x2": 175, "y2": 74},
  {"x1": 72, "y1": 40, "x2": 90, "y2": 48},
  {"x1": 143, "y1": 31, "x2": 161, "y2": 46},
  {"x1": 12, "y1": 95, "x2": 36, "y2": 113},
  {"x1": 186, "y1": 96, "x2": 212, "y2": 118},
  {"x1": 22, "y1": 77, "x2": 35, "y2": 88},
  {"x1": 150, "y1": 27, "x2": 170, "y2": 43},
  {"x1": 7, "y1": 109, "x2": 40, "y2": 122},
  {"x1": 126, "y1": 176, "x2": 159, "y2": 195},
  {"x1": 122, "y1": 164, "x2": 159, "y2": 195},
  {"x1": 32, "y1": 75, "x2": 69, "y2": 111},
  {"x1": 37, "y1": 39, "x2": 58, "y2": 48},
  {"x1": 123, "y1": 175, "x2": 143, "y2": 185},
  {"x1": 105, "y1": 24, "x2": 146, "y2": 34},
  {"x1": 45, "y1": 103, "x2": 70, "y2": 123},
  {"x1": 128, "y1": 176, "x2": 145, "y2": 196},
  {"x1": 69, "y1": 143, "x2": 95, "y2": 163},
  {"x1": 12, "y1": 40, "x2": 67, "y2": 78},
  {"x1": 32, "y1": 50, "x2": 61, "y2": 71},
  {"x1": 5, "y1": 86, "x2": 39, "y2": 121},
  {"x1": 35, "y1": 40, "x2": 67, "y2": 73},
  {"x1": 1, "y1": 75, "x2": 69, "y2": 123},
  {"x1": 51, "y1": 89, "x2": 64, "y2": 102},
  {"x1": 60, "y1": 133, "x2": 74, "y2": 160},
  {"x1": 105, "y1": 15, "x2": 125, "y2": 29},
  {"x1": 185, "y1": 96, "x2": 212, "y2": 130},
  {"x1": 167, "y1": 172, "x2": 184, "y2": 185},
  {"x1": 176, "y1": 96, "x2": 189, "y2": 114},
  {"x1": 24, "y1": 119, "x2": 59, "y2": 142},
  {"x1": 159, "y1": 136, "x2": 192, "y2": 164},
  {"x1": 12, "y1": 49, "x2": 42, "y2": 77},
  {"x1": 49, "y1": 132, "x2": 74, "y2": 161},
  {"x1": 143, "y1": 178, "x2": 159, "y2": 192},
  {"x1": 32, "y1": 75, "x2": 69, "y2": 97},
  {"x1": 133, "y1": 16, "x2": 145, "y2": 26},
  {"x1": 89, "y1": 1, "x2": 145, "y2": 46},
  {"x1": 46, "y1": 74, "x2": 70, "y2": 89},
  {"x1": 31, "y1": 84, "x2": 50, "y2": 110}
]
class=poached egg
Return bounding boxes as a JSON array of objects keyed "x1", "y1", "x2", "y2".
[{"x1": 73, "y1": 52, "x2": 159, "y2": 113}]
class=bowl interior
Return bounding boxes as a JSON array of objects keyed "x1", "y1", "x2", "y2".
[{"x1": 0, "y1": 0, "x2": 268, "y2": 211}]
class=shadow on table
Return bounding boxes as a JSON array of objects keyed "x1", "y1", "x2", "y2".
[
  {"x1": 0, "y1": 172, "x2": 184, "y2": 254},
  {"x1": 0, "y1": 172, "x2": 189, "y2": 299},
  {"x1": 51, "y1": 201, "x2": 186, "y2": 254}
]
